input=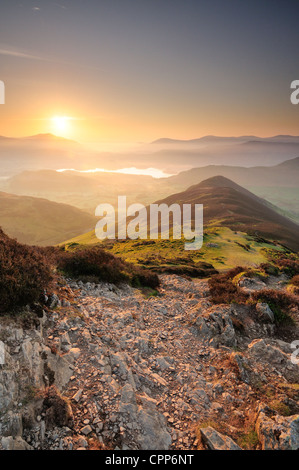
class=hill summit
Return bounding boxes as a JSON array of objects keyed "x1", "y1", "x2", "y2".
[{"x1": 155, "y1": 176, "x2": 299, "y2": 251}]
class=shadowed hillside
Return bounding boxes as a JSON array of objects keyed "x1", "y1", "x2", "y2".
[
  {"x1": 163, "y1": 157, "x2": 299, "y2": 223},
  {"x1": 154, "y1": 176, "x2": 299, "y2": 251},
  {"x1": 0, "y1": 192, "x2": 97, "y2": 246}
]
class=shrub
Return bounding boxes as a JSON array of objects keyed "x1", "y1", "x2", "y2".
[
  {"x1": 156, "y1": 262, "x2": 218, "y2": 278},
  {"x1": 260, "y1": 263, "x2": 279, "y2": 276},
  {"x1": 0, "y1": 229, "x2": 52, "y2": 313},
  {"x1": 277, "y1": 258, "x2": 299, "y2": 276},
  {"x1": 130, "y1": 267, "x2": 160, "y2": 289},
  {"x1": 55, "y1": 245, "x2": 160, "y2": 289},
  {"x1": 56, "y1": 246, "x2": 129, "y2": 284},
  {"x1": 288, "y1": 275, "x2": 299, "y2": 294},
  {"x1": 237, "y1": 428, "x2": 259, "y2": 450},
  {"x1": 290, "y1": 275, "x2": 299, "y2": 287},
  {"x1": 0, "y1": 228, "x2": 161, "y2": 314},
  {"x1": 265, "y1": 250, "x2": 299, "y2": 276},
  {"x1": 208, "y1": 267, "x2": 249, "y2": 304},
  {"x1": 42, "y1": 386, "x2": 73, "y2": 429},
  {"x1": 270, "y1": 400, "x2": 291, "y2": 417}
]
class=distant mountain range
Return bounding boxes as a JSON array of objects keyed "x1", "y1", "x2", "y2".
[
  {"x1": 1, "y1": 133, "x2": 299, "y2": 176},
  {"x1": 0, "y1": 133, "x2": 83, "y2": 176},
  {"x1": 1, "y1": 169, "x2": 160, "y2": 213},
  {"x1": 0, "y1": 133, "x2": 77, "y2": 144},
  {"x1": 151, "y1": 135, "x2": 299, "y2": 145},
  {"x1": 167, "y1": 157, "x2": 299, "y2": 188},
  {"x1": 145, "y1": 135, "x2": 299, "y2": 172},
  {"x1": 2, "y1": 156, "x2": 298, "y2": 223},
  {"x1": 163, "y1": 157, "x2": 299, "y2": 223}
]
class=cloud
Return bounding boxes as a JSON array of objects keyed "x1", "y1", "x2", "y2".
[
  {"x1": 53, "y1": 3, "x2": 67, "y2": 9},
  {"x1": 0, "y1": 45, "x2": 104, "y2": 72},
  {"x1": 0, "y1": 47, "x2": 44, "y2": 61}
]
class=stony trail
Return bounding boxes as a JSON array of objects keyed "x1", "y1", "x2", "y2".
[
  {"x1": 48, "y1": 275, "x2": 216, "y2": 450},
  {"x1": 1, "y1": 274, "x2": 299, "y2": 451}
]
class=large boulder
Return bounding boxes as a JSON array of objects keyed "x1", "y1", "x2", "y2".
[
  {"x1": 1, "y1": 436, "x2": 33, "y2": 450},
  {"x1": 118, "y1": 384, "x2": 171, "y2": 450},
  {"x1": 237, "y1": 276, "x2": 267, "y2": 294},
  {"x1": 230, "y1": 352, "x2": 262, "y2": 386},
  {"x1": 255, "y1": 303, "x2": 275, "y2": 323},
  {"x1": 247, "y1": 339, "x2": 299, "y2": 382},
  {"x1": 200, "y1": 426, "x2": 242, "y2": 450},
  {"x1": 136, "y1": 395, "x2": 172, "y2": 450},
  {"x1": 255, "y1": 404, "x2": 299, "y2": 450},
  {"x1": 192, "y1": 306, "x2": 236, "y2": 348}
]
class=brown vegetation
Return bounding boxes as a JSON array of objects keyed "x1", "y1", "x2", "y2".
[
  {"x1": 265, "y1": 250, "x2": 299, "y2": 276},
  {"x1": 0, "y1": 228, "x2": 160, "y2": 316},
  {"x1": 208, "y1": 263, "x2": 299, "y2": 326},
  {"x1": 55, "y1": 245, "x2": 160, "y2": 289},
  {"x1": 208, "y1": 267, "x2": 249, "y2": 304},
  {"x1": 0, "y1": 228, "x2": 52, "y2": 314}
]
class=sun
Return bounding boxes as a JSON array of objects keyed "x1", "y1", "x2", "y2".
[{"x1": 51, "y1": 116, "x2": 72, "y2": 136}]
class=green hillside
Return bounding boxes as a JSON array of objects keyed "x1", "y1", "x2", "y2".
[
  {"x1": 62, "y1": 226, "x2": 283, "y2": 272},
  {"x1": 60, "y1": 176, "x2": 297, "y2": 273}
]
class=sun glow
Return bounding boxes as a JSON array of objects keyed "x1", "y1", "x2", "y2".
[{"x1": 51, "y1": 116, "x2": 72, "y2": 136}]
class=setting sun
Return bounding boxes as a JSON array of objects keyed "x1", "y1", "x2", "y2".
[{"x1": 51, "y1": 116, "x2": 72, "y2": 136}]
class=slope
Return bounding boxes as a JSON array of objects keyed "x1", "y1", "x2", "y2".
[
  {"x1": 0, "y1": 192, "x2": 97, "y2": 246},
  {"x1": 155, "y1": 176, "x2": 299, "y2": 251}
]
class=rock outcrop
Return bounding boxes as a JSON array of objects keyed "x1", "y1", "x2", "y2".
[
  {"x1": 199, "y1": 426, "x2": 242, "y2": 450},
  {"x1": 255, "y1": 404, "x2": 299, "y2": 450}
]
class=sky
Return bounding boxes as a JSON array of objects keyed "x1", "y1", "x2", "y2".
[{"x1": 0, "y1": 0, "x2": 298, "y2": 143}]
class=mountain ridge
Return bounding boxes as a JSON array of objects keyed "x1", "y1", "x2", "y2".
[
  {"x1": 152, "y1": 135, "x2": 299, "y2": 145},
  {"x1": 0, "y1": 133, "x2": 78, "y2": 144},
  {"x1": 153, "y1": 176, "x2": 299, "y2": 251}
]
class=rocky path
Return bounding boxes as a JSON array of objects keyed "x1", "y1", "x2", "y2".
[
  {"x1": 1, "y1": 274, "x2": 299, "y2": 451},
  {"x1": 46, "y1": 276, "x2": 218, "y2": 450},
  {"x1": 43, "y1": 273, "x2": 299, "y2": 451}
]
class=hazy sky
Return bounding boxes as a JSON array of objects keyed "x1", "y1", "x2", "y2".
[{"x1": 0, "y1": 0, "x2": 298, "y2": 143}]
